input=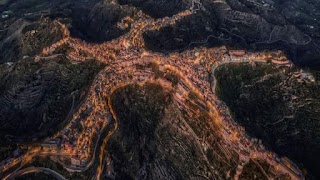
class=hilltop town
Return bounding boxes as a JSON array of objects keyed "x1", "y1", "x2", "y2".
[{"x1": 0, "y1": 3, "x2": 314, "y2": 179}]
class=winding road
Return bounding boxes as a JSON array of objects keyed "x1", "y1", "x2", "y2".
[{"x1": 5, "y1": 166, "x2": 66, "y2": 180}]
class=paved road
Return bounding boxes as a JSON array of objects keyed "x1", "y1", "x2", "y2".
[{"x1": 6, "y1": 166, "x2": 66, "y2": 180}]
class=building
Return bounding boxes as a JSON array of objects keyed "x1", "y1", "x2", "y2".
[
  {"x1": 229, "y1": 50, "x2": 246, "y2": 56},
  {"x1": 81, "y1": 158, "x2": 88, "y2": 166},
  {"x1": 71, "y1": 157, "x2": 81, "y2": 166},
  {"x1": 41, "y1": 138, "x2": 61, "y2": 151},
  {"x1": 64, "y1": 142, "x2": 73, "y2": 152}
]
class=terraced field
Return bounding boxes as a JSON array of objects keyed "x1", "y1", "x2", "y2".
[
  {"x1": 215, "y1": 62, "x2": 320, "y2": 178},
  {"x1": 108, "y1": 83, "x2": 240, "y2": 179},
  {"x1": 0, "y1": 58, "x2": 104, "y2": 144}
]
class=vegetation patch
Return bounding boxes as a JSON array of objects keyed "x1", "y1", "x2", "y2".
[
  {"x1": 215, "y1": 62, "x2": 320, "y2": 178},
  {"x1": 108, "y1": 83, "x2": 239, "y2": 179},
  {"x1": 0, "y1": 57, "x2": 105, "y2": 144}
]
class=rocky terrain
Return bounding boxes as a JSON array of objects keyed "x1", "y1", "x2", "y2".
[{"x1": 215, "y1": 62, "x2": 320, "y2": 178}]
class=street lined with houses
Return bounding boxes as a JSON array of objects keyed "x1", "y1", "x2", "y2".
[{"x1": 0, "y1": 6, "x2": 307, "y2": 180}]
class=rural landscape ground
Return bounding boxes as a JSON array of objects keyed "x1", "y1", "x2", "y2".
[{"x1": 0, "y1": 0, "x2": 320, "y2": 179}]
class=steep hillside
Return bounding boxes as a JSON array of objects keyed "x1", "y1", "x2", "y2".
[
  {"x1": 70, "y1": 0, "x2": 139, "y2": 43},
  {"x1": 108, "y1": 83, "x2": 237, "y2": 179},
  {"x1": 143, "y1": 0, "x2": 320, "y2": 67},
  {"x1": 215, "y1": 62, "x2": 320, "y2": 178},
  {"x1": 0, "y1": 58, "x2": 104, "y2": 144},
  {"x1": 107, "y1": 83, "x2": 290, "y2": 179}
]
